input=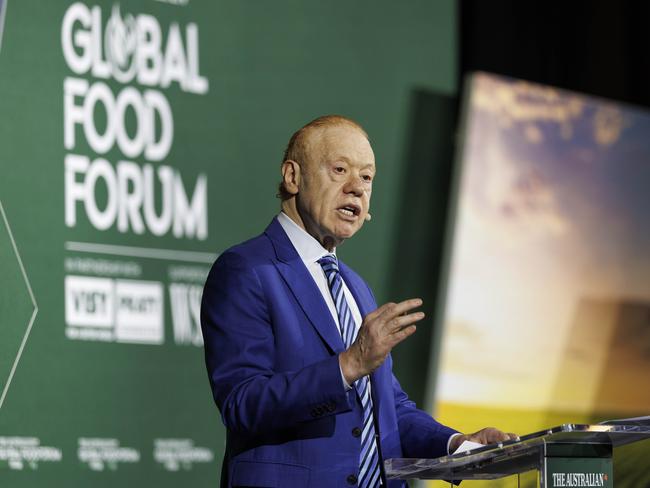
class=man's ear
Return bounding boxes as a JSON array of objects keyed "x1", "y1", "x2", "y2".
[{"x1": 281, "y1": 160, "x2": 301, "y2": 196}]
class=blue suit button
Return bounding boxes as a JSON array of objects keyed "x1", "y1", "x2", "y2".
[{"x1": 346, "y1": 474, "x2": 358, "y2": 485}]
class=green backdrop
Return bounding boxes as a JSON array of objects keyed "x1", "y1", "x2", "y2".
[{"x1": 0, "y1": 1, "x2": 456, "y2": 485}]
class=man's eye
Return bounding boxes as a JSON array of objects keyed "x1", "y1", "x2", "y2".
[
  {"x1": 334, "y1": 167, "x2": 345, "y2": 173},
  {"x1": 362, "y1": 175, "x2": 373, "y2": 182}
]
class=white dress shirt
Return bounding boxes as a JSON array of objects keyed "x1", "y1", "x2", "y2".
[{"x1": 277, "y1": 212, "x2": 362, "y2": 390}]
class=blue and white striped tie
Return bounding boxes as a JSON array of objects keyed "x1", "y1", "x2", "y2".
[{"x1": 318, "y1": 254, "x2": 382, "y2": 488}]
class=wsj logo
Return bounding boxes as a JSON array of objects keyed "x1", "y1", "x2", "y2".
[
  {"x1": 65, "y1": 276, "x2": 164, "y2": 344},
  {"x1": 169, "y1": 283, "x2": 203, "y2": 346}
]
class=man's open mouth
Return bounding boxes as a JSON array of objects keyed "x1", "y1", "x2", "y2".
[{"x1": 338, "y1": 204, "x2": 360, "y2": 217}]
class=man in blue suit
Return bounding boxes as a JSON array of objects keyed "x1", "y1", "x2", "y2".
[{"x1": 201, "y1": 116, "x2": 514, "y2": 487}]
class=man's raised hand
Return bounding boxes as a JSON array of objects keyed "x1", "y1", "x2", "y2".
[{"x1": 339, "y1": 298, "x2": 425, "y2": 384}]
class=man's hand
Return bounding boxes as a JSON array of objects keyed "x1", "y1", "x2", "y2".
[
  {"x1": 448, "y1": 428, "x2": 519, "y2": 453},
  {"x1": 339, "y1": 298, "x2": 425, "y2": 384}
]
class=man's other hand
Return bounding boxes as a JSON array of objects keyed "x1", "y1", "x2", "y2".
[
  {"x1": 339, "y1": 298, "x2": 424, "y2": 384},
  {"x1": 449, "y1": 428, "x2": 519, "y2": 453}
]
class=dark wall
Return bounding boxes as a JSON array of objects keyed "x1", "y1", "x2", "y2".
[
  {"x1": 460, "y1": 0, "x2": 650, "y2": 108},
  {"x1": 388, "y1": 90, "x2": 458, "y2": 407}
]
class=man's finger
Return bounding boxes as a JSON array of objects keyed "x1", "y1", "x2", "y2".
[
  {"x1": 471, "y1": 428, "x2": 518, "y2": 445},
  {"x1": 389, "y1": 324, "x2": 417, "y2": 346},
  {"x1": 377, "y1": 298, "x2": 423, "y2": 320},
  {"x1": 386, "y1": 311, "x2": 425, "y2": 334}
]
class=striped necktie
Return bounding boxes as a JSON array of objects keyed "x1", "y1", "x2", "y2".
[{"x1": 318, "y1": 254, "x2": 382, "y2": 488}]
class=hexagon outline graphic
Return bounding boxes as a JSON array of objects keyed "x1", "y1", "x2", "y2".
[
  {"x1": 0, "y1": 0, "x2": 7, "y2": 55},
  {"x1": 0, "y1": 199, "x2": 38, "y2": 411}
]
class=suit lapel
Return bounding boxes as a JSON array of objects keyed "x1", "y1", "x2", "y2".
[{"x1": 265, "y1": 218, "x2": 344, "y2": 354}]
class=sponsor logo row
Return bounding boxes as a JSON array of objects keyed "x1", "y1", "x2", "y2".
[
  {"x1": 0, "y1": 436, "x2": 213, "y2": 471},
  {"x1": 65, "y1": 275, "x2": 203, "y2": 346}
]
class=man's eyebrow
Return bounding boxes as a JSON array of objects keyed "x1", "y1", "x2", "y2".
[
  {"x1": 330, "y1": 156, "x2": 375, "y2": 171},
  {"x1": 332, "y1": 156, "x2": 377, "y2": 174}
]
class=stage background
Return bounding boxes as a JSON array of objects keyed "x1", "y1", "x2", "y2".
[{"x1": 0, "y1": 0, "x2": 457, "y2": 485}]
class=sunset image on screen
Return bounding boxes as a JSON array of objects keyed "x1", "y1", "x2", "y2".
[{"x1": 432, "y1": 73, "x2": 650, "y2": 487}]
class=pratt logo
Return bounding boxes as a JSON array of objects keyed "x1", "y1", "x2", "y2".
[{"x1": 552, "y1": 473, "x2": 608, "y2": 487}]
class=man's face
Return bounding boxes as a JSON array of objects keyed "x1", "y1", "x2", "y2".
[{"x1": 296, "y1": 125, "x2": 375, "y2": 248}]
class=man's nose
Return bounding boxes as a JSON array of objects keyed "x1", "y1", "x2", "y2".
[{"x1": 343, "y1": 176, "x2": 364, "y2": 196}]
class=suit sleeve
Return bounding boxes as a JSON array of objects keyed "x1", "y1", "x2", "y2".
[
  {"x1": 392, "y1": 370, "x2": 459, "y2": 459},
  {"x1": 201, "y1": 251, "x2": 353, "y2": 436},
  {"x1": 361, "y1": 280, "x2": 459, "y2": 459}
]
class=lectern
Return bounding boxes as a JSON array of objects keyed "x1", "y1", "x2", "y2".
[{"x1": 385, "y1": 422, "x2": 650, "y2": 487}]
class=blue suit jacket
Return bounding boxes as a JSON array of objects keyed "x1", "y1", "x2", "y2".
[{"x1": 201, "y1": 218, "x2": 457, "y2": 487}]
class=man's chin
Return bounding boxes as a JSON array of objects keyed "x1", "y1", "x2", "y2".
[
  {"x1": 333, "y1": 225, "x2": 362, "y2": 242},
  {"x1": 319, "y1": 222, "x2": 363, "y2": 249}
]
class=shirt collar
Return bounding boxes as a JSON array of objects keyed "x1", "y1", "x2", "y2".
[{"x1": 277, "y1": 212, "x2": 335, "y2": 264}]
